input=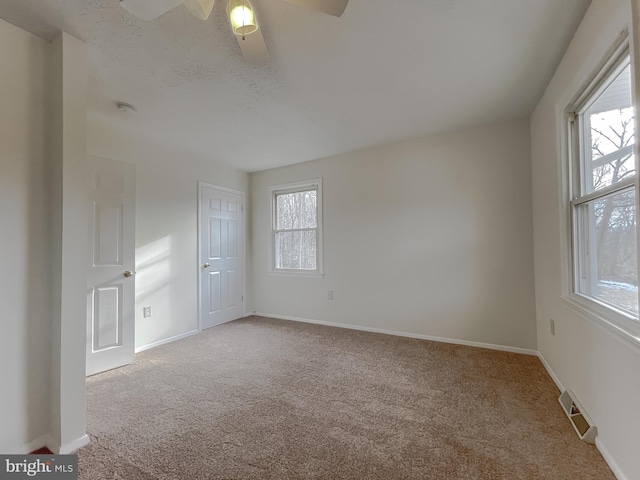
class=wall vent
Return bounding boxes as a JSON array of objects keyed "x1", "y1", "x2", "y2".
[{"x1": 559, "y1": 390, "x2": 597, "y2": 443}]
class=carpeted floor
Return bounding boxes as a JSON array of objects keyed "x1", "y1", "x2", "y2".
[{"x1": 78, "y1": 316, "x2": 614, "y2": 479}]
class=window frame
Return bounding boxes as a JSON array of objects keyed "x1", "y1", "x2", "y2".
[
  {"x1": 566, "y1": 39, "x2": 640, "y2": 340},
  {"x1": 268, "y1": 178, "x2": 324, "y2": 277}
]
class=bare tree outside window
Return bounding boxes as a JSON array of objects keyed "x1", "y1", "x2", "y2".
[
  {"x1": 274, "y1": 188, "x2": 318, "y2": 270},
  {"x1": 574, "y1": 59, "x2": 638, "y2": 316}
]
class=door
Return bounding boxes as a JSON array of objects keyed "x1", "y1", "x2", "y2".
[
  {"x1": 199, "y1": 184, "x2": 244, "y2": 330},
  {"x1": 86, "y1": 156, "x2": 136, "y2": 376}
]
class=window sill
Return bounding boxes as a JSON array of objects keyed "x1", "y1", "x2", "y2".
[
  {"x1": 561, "y1": 295, "x2": 640, "y2": 352},
  {"x1": 268, "y1": 270, "x2": 324, "y2": 278}
]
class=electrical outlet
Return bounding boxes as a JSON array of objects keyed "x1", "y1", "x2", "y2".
[
  {"x1": 143, "y1": 306, "x2": 152, "y2": 318},
  {"x1": 328, "y1": 290, "x2": 334, "y2": 300},
  {"x1": 550, "y1": 318, "x2": 555, "y2": 336}
]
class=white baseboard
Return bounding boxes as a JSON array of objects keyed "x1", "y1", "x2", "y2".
[
  {"x1": 6, "y1": 434, "x2": 50, "y2": 454},
  {"x1": 254, "y1": 312, "x2": 538, "y2": 356},
  {"x1": 596, "y1": 437, "x2": 629, "y2": 480},
  {"x1": 57, "y1": 434, "x2": 90, "y2": 454},
  {"x1": 135, "y1": 330, "x2": 199, "y2": 353},
  {"x1": 536, "y1": 352, "x2": 564, "y2": 392},
  {"x1": 537, "y1": 352, "x2": 627, "y2": 480},
  {"x1": 8, "y1": 433, "x2": 90, "y2": 455}
]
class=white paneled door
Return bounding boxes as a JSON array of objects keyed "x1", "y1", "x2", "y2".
[
  {"x1": 199, "y1": 184, "x2": 244, "y2": 330},
  {"x1": 86, "y1": 156, "x2": 136, "y2": 376}
]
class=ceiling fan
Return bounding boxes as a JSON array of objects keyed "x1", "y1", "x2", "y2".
[{"x1": 119, "y1": 0, "x2": 349, "y2": 64}]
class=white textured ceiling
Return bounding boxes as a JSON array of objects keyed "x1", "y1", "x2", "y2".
[{"x1": 0, "y1": 0, "x2": 591, "y2": 171}]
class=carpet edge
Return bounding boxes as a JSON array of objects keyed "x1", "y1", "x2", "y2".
[{"x1": 254, "y1": 312, "x2": 538, "y2": 355}]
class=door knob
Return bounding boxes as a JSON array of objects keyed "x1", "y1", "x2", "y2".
[
  {"x1": 124, "y1": 270, "x2": 134, "y2": 278},
  {"x1": 203, "y1": 263, "x2": 211, "y2": 268}
]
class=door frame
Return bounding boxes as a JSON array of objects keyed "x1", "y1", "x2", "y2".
[{"x1": 197, "y1": 181, "x2": 247, "y2": 331}]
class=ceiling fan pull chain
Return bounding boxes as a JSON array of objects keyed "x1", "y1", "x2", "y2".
[{"x1": 242, "y1": 0, "x2": 246, "y2": 40}]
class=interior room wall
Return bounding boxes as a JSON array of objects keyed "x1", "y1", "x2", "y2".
[
  {"x1": 530, "y1": 1, "x2": 639, "y2": 478},
  {"x1": 251, "y1": 119, "x2": 538, "y2": 351},
  {"x1": 0, "y1": 18, "x2": 52, "y2": 453},
  {"x1": 48, "y1": 31, "x2": 91, "y2": 454},
  {"x1": 87, "y1": 121, "x2": 251, "y2": 351}
]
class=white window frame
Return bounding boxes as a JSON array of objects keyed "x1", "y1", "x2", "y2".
[
  {"x1": 268, "y1": 178, "x2": 323, "y2": 277},
  {"x1": 565, "y1": 38, "x2": 640, "y2": 341}
]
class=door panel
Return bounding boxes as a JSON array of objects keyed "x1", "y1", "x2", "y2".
[
  {"x1": 208, "y1": 271, "x2": 222, "y2": 314},
  {"x1": 227, "y1": 220, "x2": 238, "y2": 257},
  {"x1": 93, "y1": 202, "x2": 123, "y2": 265},
  {"x1": 87, "y1": 156, "x2": 135, "y2": 376},
  {"x1": 227, "y1": 269, "x2": 238, "y2": 307},
  {"x1": 93, "y1": 285, "x2": 122, "y2": 350},
  {"x1": 199, "y1": 185, "x2": 244, "y2": 329},
  {"x1": 209, "y1": 218, "x2": 221, "y2": 259}
]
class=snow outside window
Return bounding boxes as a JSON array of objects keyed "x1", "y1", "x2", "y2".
[{"x1": 569, "y1": 48, "x2": 639, "y2": 337}]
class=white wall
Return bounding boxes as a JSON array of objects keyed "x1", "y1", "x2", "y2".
[
  {"x1": 0, "y1": 19, "x2": 52, "y2": 453},
  {"x1": 0, "y1": 20, "x2": 92, "y2": 455},
  {"x1": 88, "y1": 122, "x2": 250, "y2": 350},
  {"x1": 530, "y1": 1, "x2": 640, "y2": 479},
  {"x1": 251, "y1": 119, "x2": 538, "y2": 350},
  {"x1": 48, "y1": 32, "x2": 90, "y2": 454},
  {"x1": 0, "y1": 14, "x2": 250, "y2": 452}
]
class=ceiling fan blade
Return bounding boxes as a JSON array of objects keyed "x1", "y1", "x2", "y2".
[
  {"x1": 183, "y1": 0, "x2": 215, "y2": 20},
  {"x1": 235, "y1": 28, "x2": 270, "y2": 64},
  {"x1": 281, "y1": 0, "x2": 348, "y2": 17},
  {"x1": 119, "y1": 0, "x2": 182, "y2": 20}
]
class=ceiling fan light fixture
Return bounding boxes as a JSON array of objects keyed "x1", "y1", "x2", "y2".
[
  {"x1": 183, "y1": 0, "x2": 215, "y2": 20},
  {"x1": 227, "y1": 0, "x2": 259, "y2": 36}
]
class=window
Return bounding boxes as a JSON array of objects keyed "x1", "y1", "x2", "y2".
[
  {"x1": 269, "y1": 179, "x2": 323, "y2": 275},
  {"x1": 569, "y1": 45, "x2": 638, "y2": 335}
]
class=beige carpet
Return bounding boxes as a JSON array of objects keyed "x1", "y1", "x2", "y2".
[{"x1": 78, "y1": 316, "x2": 614, "y2": 479}]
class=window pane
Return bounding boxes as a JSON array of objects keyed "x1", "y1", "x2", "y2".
[
  {"x1": 584, "y1": 63, "x2": 635, "y2": 194},
  {"x1": 576, "y1": 188, "x2": 638, "y2": 315},
  {"x1": 276, "y1": 190, "x2": 317, "y2": 230},
  {"x1": 275, "y1": 230, "x2": 317, "y2": 270}
]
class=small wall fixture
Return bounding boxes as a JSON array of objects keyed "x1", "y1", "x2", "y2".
[
  {"x1": 116, "y1": 102, "x2": 138, "y2": 113},
  {"x1": 227, "y1": 0, "x2": 259, "y2": 37}
]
